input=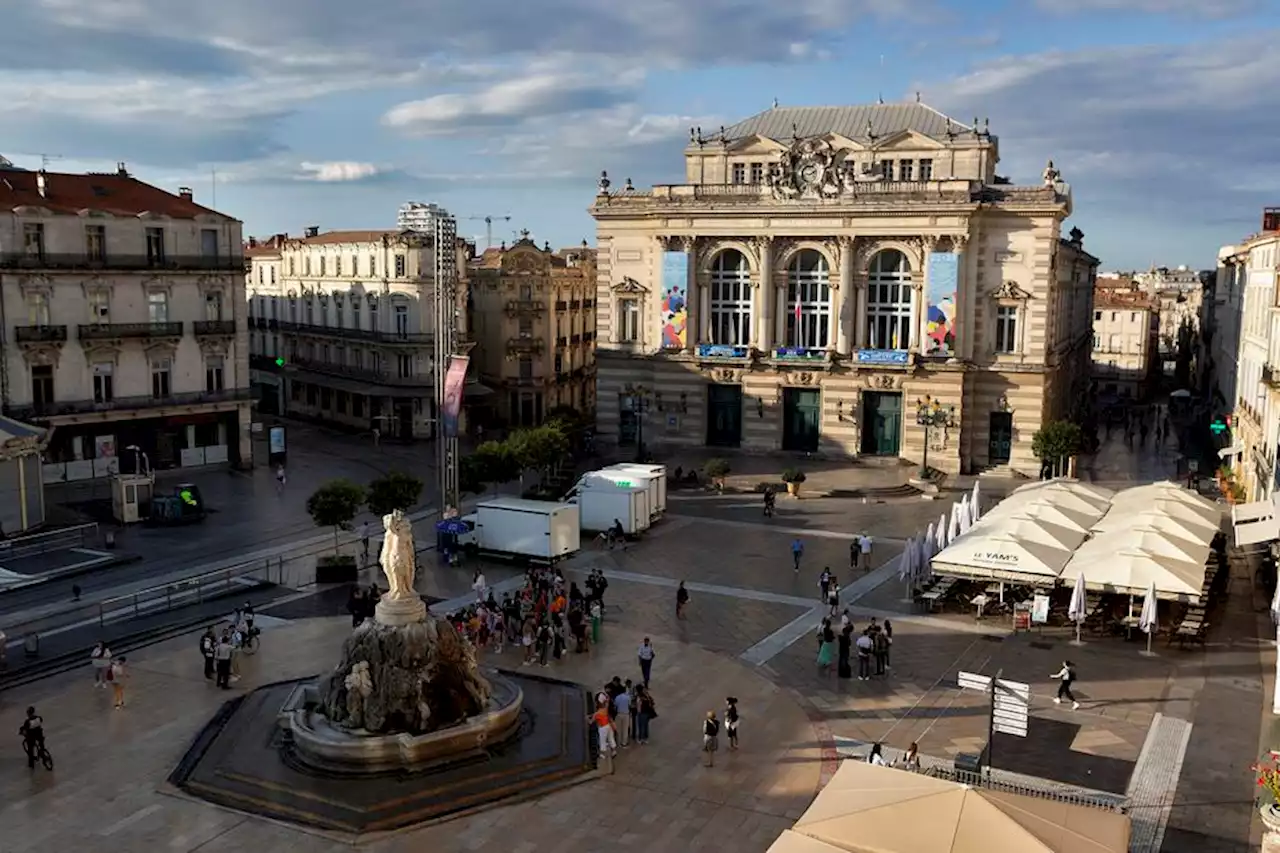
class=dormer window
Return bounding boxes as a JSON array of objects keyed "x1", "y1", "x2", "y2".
[
  {"x1": 898, "y1": 160, "x2": 914, "y2": 181},
  {"x1": 919, "y1": 159, "x2": 934, "y2": 181},
  {"x1": 731, "y1": 163, "x2": 746, "y2": 185},
  {"x1": 749, "y1": 163, "x2": 764, "y2": 184},
  {"x1": 879, "y1": 160, "x2": 893, "y2": 180}
]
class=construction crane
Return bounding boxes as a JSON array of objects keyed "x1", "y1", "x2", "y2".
[{"x1": 464, "y1": 214, "x2": 512, "y2": 250}]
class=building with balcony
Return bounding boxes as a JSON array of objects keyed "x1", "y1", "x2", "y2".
[
  {"x1": 1089, "y1": 283, "x2": 1158, "y2": 400},
  {"x1": 466, "y1": 233, "x2": 597, "y2": 428},
  {"x1": 590, "y1": 103, "x2": 1099, "y2": 476},
  {"x1": 0, "y1": 163, "x2": 250, "y2": 480},
  {"x1": 246, "y1": 220, "x2": 462, "y2": 439},
  {"x1": 1218, "y1": 215, "x2": 1280, "y2": 502}
]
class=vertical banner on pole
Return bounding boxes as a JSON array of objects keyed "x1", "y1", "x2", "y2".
[
  {"x1": 661, "y1": 251, "x2": 689, "y2": 349},
  {"x1": 442, "y1": 355, "x2": 469, "y2": 438},
  {"x1": 925, "y1": 251, "x2": 959, "y2": 356}
]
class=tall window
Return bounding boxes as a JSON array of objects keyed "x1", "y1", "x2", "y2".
[
  {"x1": 146, "y1": 227, "x2": 165, "y2": 264},
  {"x1": 994, "y1": 305, "x2": 1019, "y2": 353},
  {"x1": 89, "y1": 290, "x2": 110, "y2": 323},
  {"x1": 205, "y1": 356, "x2": 224, "y2": 392},
  {"x1": 26, "y1": 292, "x2": 50, "y2": 326},
  {"x1": 205, "y1": 290, "x2": 223, "y2": 321},
  {"x1": 92, "y1": 362, "x2": 114, "y2": 403},
  {"x1": 31, "y1": 365, "x2": 54, "y2": 407},
  {"x1": 150, "y1": 358, "x2": 172, "y2": 398},
  {"x1": 352, "y1": 297, "x2": 361, "y2": 330},
  {"x1": 85, "y1": 225, "x2": 106, "y2": 261},
  {"x1": 394, "y1": 303, "x2": 409, "y2": 337},
  {"x1": 709, "y1": 250, "x2": 752, "y2": 346},
  {"x1": 617, "y1": 299, "x2": 640, "y2": 343},
  {"x1": 200, "y1": 228, "x2": 219, "y2": 257},
  {"x1": 147, "y1": 291, "x2": 169, "y2": 323},
  {"x1": 866, "y1": 250, "x2": 913, "y2": 349},
  {"x1": 785, "y1": 250, "x2": 832, "y2": 349}
]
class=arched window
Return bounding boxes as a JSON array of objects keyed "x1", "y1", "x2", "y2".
[
  {"x1": 866, "y1": 249, "x2": 914, "y2": 349},
  {"x1": 785, "y1": 249, "x2": 832, "y2": 349},
  {"x1": 709, "y1": 249, "x2": 752, "y2": 345}
]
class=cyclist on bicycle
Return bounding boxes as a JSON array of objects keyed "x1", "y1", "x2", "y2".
[{"x1": 19, "y1": 706, "x2": 44, "y2": 769}]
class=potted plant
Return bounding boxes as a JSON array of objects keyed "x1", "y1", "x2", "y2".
[
  {"x1": 306, "y1": 479, "x2": 367, "y2": 584},
  {"x1": 781, "y1": 468, "x2": 807, "y2": 497},
  {"x1": 1251, "y1": 757, "x2": 1280, "y2": 836},
  {"x1": 704, "y1": 458, "x2": 731, "y2": 492}
]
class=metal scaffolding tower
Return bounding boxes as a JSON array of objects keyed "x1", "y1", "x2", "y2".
[{"x1": 432, "y1": 212, "x2": 460, "y2": 516}]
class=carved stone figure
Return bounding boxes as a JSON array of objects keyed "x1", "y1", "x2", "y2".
[
  {"x1": 380, "y1": 510, "x2": 416, "y2": 600},
  {"x1": 1042, "y1": 160, "x2": 1061, "y2": 186}
]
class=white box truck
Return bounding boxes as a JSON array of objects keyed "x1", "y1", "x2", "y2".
[
  {"x1": 600, "y1": 464, "x2": 668, "y2": 517},
  {"x1": 455, "y1": 498, "x2": 580, "y2": 564},
  {"x1": 569, "y1": 485, "x2": 650, "y2": 535}
]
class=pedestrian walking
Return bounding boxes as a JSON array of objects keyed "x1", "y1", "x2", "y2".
[
  {"x1": 90, "y1": 640, "x2": 112, "y2": 688},
  {"x1": 725, "y1": 697, "x2": 740, "y2": 751},
  {"x1": 360, "y1": 522, "x2": 372, "y2": 567},
  {"x1": 590, "y1": 599, "x2": 603, "y2": 644},
  {"x1": 883, "y1": 619, "x2": 893, "y2": 670},
  {"x1": 635, "y1": 684, "x2": 655, "y2": 744},
  {"x1": 791, "y1": 537, "x2": 804, "y2": 573},
  {"x1": 837, "y1": 625, "x2": 853, "y2": 679},
  {"x1": 638, "y1": 637, "x2": 656, "y2": 686},
  {"x1": 215, "y1": 633, "x2": 234, "y2": 688},
  {"x1": 702, "y1": 710, "x2": 720, "y2": 767},
  {"x1": 109, "y1": 657, "x2": 128, "y2": 709},
  {"x1": 873, "y1": 625, "x2": 889, "y2": 676},
  {"x1": 275, "y1": 464, "x2": 287, "y2": 494},
  {"x1": 1051, "y1": 660, "x2": 1080, "y2": 709},
  {"x1": 816, "y1": 619, "x2": 835, "y2": 673},
  {"x1": 856, "y1": 629, "x2": 873, "y2": 680},
  {"x1": 827, "y1": 579, "x2": 840, "y2": 616},
  {"x1": 200, "y1": 627, "x2": 216, "y2": 680},
  {"x1": 819, "y1": 568, "x2": 831, "y2": 602},
  {"x1": 472, "y1": 570, "x2": 487, "y2": 604},
  {"x1": 849, "y1": 540, "x2": 860, "y2": 573},
  {"x1": 676, "y1": 581, "x2": 690, "y2": 620}
]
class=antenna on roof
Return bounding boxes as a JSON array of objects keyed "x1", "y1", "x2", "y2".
[
  {"x1": 915, "y1": 91, "x2": 921, "y2": 103},
  {"x1": 16, "y1": 152, "x2": 64, "y2": 170},
  {"x1": 877, "y1": 55, "x2": 885, "y2": 104},
  {"x1": 772, "y1": 97, "x2": 779, "y2": 108},
  {"x1": 211, "y1": 168, "x2": 217, "y2": 209}
]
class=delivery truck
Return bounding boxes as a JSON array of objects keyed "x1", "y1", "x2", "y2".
[
  {"x1": 455, "y1": 498, "x2": 580, "y2": 564},
  {"x1": 599, "y1": 464, "x2": 668, "y2": 518},
  {"x1": 568, "y1": 485, "x2": 650, "y2": 535}
]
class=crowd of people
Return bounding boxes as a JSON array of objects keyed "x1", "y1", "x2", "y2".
[{"x1": 816, "y1": 612, "x2": 893, "y2": 682}]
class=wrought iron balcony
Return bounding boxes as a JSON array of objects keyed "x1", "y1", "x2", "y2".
[
  {"x1": 505, "y1": 300, "x2": 546, "y2": 315},
  {"x1": 569, "y1": 300, "x2": 581, "y2": 310},
  {"x1": 194, "y1": 320, "x2": 237, "y2": 336},
  {"x1": 289, "y1": 356, "x2": 432, "y2": 387},
  {"x1": 508, "y1": 375, "x2": 545, "y2": 387},
  {"x1": 556, "y1": 336, "x2": 568, "y2": 348},
  {"x1": 14, "y1": 325, "x2": 68, "y2": 344},
  {"x1": 0, "y1": 252, "x2": 244, "y2": 272},
  {"x1": 555, "y1": 300, "x2": 568, "y2": 311},
  {"x1": 506, "y1": 337, "x2": 545, "y2": 354},
  {"x1": 78, "y1": 322, "x2": 184, "y2": 340},
  {"x1": 8, "y1": 388, "x2": 251, "y2": 421},
  {"x1": 571, "y1": 334, "x2": 582, "y2": 345},
  {"x1": 251, "y1": 317, "x2": 279, "y2": 330},
  {"x1": 277, "y1": 320, "x2": 431, "y2": 345}
]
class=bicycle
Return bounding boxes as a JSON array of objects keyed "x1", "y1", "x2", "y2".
[{"x1": 22, "y1": 737, "x2": 53, "y2": 771}]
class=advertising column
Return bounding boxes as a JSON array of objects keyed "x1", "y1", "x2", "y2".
[
  {"x1": 924, "y1": 249, "x2": 960, "y2": 356},
  {"x1": 660, "y1": 250, "x2": 689, "y2": 350}
]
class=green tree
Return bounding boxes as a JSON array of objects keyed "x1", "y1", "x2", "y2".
[
  {"x1": 507, "y1": 425, "x2": 569, "y2": 481},
  {"x1": 366, "y1": 471, "x2": 424, "y2": 516},
  {"x1": 473, "y1": 440, "x2": 522, "y2": 489},
  {"x1": 1031, "y1": 420, "x2": 1084, "y2": 477},
  {"x1": 459, "y1": 456, "x2": 486, "y2": 496},
  {"x1": 306, "y1": 479, "x2": 367, "y2": 554}
]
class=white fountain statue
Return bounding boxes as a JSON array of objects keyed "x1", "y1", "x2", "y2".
[{"x1": 374, "y1": 510, "x2": 427, "y2": 626}]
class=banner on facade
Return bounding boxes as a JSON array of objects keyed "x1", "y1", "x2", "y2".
[
  {"x1": 661, "y1": 251, "x2": 689, "y2": 349},
  {"x1": 442, "y1": 355, "x2": 469, "y2": 438},
  {"x1": 925, "y1": 251, "x2": 959, "y2": 356}
]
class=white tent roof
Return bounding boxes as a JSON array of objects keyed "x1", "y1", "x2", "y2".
[
  {"x1": 1109, "y1": 482, "x2": 1219, "y2": 517},
  {"x1": 1060, "y1": 547, "x2": 1205, "y2": 600},
  {"x1": 1006, "y1": 479, "x2": 1115, "y2": 511},
  {"x1": 1084, "y1": 526, "x2": 1208, "y2": 568},
  {"x1": 932, "y1": 529, "x2": 1074, "y2": 582},
  {"x1": 1093, "y1": 501, "x2": 1220, "y2": 537}
]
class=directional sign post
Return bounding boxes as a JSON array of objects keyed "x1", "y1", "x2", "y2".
[{"x1": 958, "y1": 670, "x2": 1031, "y2": 771}]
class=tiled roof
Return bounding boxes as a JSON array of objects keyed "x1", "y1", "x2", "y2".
[
  {"x1": 719, "y1": 102, "x2": 974, "y2": 144},
  {"x1": 1095, "y1": 289, "x2": 1154, "y2": 309},
  {"x1": 0, "y1": 168, "x2": 234, "y2": 220},
  {"x1": 289, "y1": 230, "x2": 399, "y2": 246}
]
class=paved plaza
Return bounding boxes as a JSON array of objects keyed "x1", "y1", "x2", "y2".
[{"x1": 0, "y1": 433, "x2": 1274, "y2": 852}]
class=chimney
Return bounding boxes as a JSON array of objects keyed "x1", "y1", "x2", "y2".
[
  {"x1": 248, "y1": 237, "x2": 258, "y2": 248},
  {"x1": 305, "y1": 225, "x2": 319, "y2": 238},
  {"x1": 178, "y1": 186, "x2": 193, "y2": 201},
  {"x1": 36, "y1": 170, "x2": 47, "y2": 198},
  {"x1": 116, "y1": 161, "x2": 129, "y2": 177}
]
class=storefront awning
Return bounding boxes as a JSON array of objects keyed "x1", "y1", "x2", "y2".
[
  {"x1": 1232, "y1": 497, "x2": 1280, "y2": 547},
  {"x1": 1219, "y1": 443, "x2": 1245, "y2": 459}
]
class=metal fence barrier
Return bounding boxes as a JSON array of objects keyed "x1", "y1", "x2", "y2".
[{"x1": 0, "y1": 523, "x2": 100, "y2": 561}]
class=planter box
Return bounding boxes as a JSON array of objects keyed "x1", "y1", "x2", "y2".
[{"x1": 316, "y1": 555, "x2": 358, "y2": 584}]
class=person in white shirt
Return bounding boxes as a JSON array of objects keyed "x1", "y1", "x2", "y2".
[
  {"x1": 1050, "y1": 660, "x2": 1080, "y2": 709},
  {"x1": 637, "y1": 637, "x2": 656, "y2": 686},
  {"x1": 90, "y1": 641, "x2": 112, "y2": 687},
  {"x1": 858, "y1": 534, "x2": 873, "y2": 570},
  {"x1": 472, "y1": 570, "x2": 487, "y2": 603},
  {"x1": 869, "y1": 742, "x2": 887, "y2": 766}
]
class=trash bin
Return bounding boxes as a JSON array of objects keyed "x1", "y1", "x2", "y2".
[
  {"x1": 23, "y1": 633, "x2": 39, "y2": 658},
  {"x1": 954, "y1": 752, "x2": 982, "y2": 774}
]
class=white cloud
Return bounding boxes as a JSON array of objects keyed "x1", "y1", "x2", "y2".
[{"x1": 298, "y1": 161, "x2": 383, "y2": 182}]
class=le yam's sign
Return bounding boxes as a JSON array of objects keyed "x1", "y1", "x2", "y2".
[{"x1": 970, "y1": 550, "x2": 1021, "y2": 565}]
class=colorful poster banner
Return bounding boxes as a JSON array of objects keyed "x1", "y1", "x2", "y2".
[
  {"x1": 660, "y1": 251, "x2": 689, "y2": 349},
  {"x1": 925, "y1": 251, "x2": 959, "y2": 356},
  {"x1": 442, "y1": 355, "x2": 470, "y2": 438}
]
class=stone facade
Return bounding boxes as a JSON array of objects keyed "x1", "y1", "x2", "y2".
[
  {"x1": 0, "y1": 167, "x2": 250, "y2": 479},
  {"x1": 589, "y1": 104, "x2": 1098, "y2": 476},
  {"x1": 1090, "y1": 283, "x2": 1158, "y2": 399},
  {"x1": 466, "y1": 235, "x2": 597, "y2": 428}
]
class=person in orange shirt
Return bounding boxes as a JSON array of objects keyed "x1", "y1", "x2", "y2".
[{"x1": 591, "y1": 701, "x2": 617, "y2": 760}]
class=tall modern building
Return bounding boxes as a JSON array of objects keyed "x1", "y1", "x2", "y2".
[
  {"x1": 589, "y1": 102, "x2": 1099, "y2": 476},
  {"x1": 246, "y1": 212, "x2": 464, "y2": 439},
  {"x1": 397, "y1": 202, "x2": 451, "y2": 233},
  {"x1": 0, "y1": 161, "x2": 250, "y2": 479}
]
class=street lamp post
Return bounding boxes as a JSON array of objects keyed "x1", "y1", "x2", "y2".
[
  {"x1": 915, "y1": 395, "x2": 957, "y2": 479},
  {"x1": 624, "y1": 383, "x2": 651, "y2": 462}
]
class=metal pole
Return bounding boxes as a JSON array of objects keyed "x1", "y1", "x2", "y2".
[
  {"x1": 988, "y1": 667, "x2": 1002, "y2": 775},
  {"x1": 433, "y1": 210, "x2": 460, "y2": 517},
  {"x1": 920, "y1": 421, "x2": 930, "y2": 478}
]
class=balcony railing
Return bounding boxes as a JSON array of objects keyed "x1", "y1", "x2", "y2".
[
  {"x1": 289, "y1": 356, "x2": 432, "y2": 387},
  {"x1": 78, "y1": 322, "x2": 184, "y2": 340},
  {"x1": 0, "y1": 252, "x2": 244, "y2": 272},
  {"x1": 555, "y1": 301, "x2": 568, "y2": 311},
  {"x1": 277, "y1": 320, "x2": 431, "y2": 345},
  {"x1": 8, "y1": 388, "x2": 250, "y2": 421},
  {"x1": 556, "y1": 336, "x2": 568, "y2": 348},
  {"x1": 194, "y1": 320, "x2": 237, "y2": 336},
  {"x1": 583, "y1": 331, "x2": 596, "y2": 343},
  {"x1": 505, "y1": 300, "x2": 546, "y2": 315},
  {"x1": 570, "y1": 300, "x2": 581, "y2": 310},
  {"x1": 251, "y1": 317, "x2": 279, "y2": 331},
  {"x1": 508, "y1": 376, "x2": 544, "y2": 387},
  {"x1": 571, "y1": 333, "x2": 582, "y2": 345},
  {"x1": 594, "y1": 178, "x2": 1059, "y2": 208},
  {"x1": 14, "y1": 325, "x2": 68, "y2": 344},
  {"x1": 506, "y1": 337, "x2": 545, "y2": 354}
]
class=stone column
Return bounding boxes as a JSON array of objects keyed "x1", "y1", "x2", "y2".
[
  {"x1": 699, "y1": 276, "x2": 711, "y2": 346},
  {"x1": 776, "y1": 284, "x2": 788, "y2": 349},
  {"x1": 755, "y1": 237, "x2": 774, "y2": 352},
  {"x1": 680, "y1": 236, "x2": 698, "y2": 351},
  {"x1": 837, "y1": 236, "x2": 854, "y2": 354}
]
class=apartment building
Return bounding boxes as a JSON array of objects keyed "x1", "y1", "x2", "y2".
[
  {"x1": 1090, "y1": 282, "x2": 1158, "y2": 399},
  {"x1": 466, "y1": 233, "x2": 597, "y2": 427},
  {"x1": 590, "y1": 102, "x2": 1098, "y2": 476},
  {"x1": 0, "y1": 162, "x2": 249, "y2": 480},
  {"x1": 246, "y1": 222, "x2": 459, "y2": 439}
]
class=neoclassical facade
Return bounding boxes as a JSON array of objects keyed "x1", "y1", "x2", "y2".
[{"x1": 590, "y1": 103, "x2": 1099, "y2": 475}]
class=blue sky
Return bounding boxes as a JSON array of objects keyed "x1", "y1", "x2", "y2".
[{"x1": 3, "y1": 0, "x2": 1278, "y2": 269}]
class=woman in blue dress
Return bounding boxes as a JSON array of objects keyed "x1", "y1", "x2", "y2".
[{"x1": 816, "y1": 619, "x2": 836, "y2": 673}]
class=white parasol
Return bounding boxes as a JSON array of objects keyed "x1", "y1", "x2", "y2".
[
  {"x1": 1138, "y1": 579, "x2": 1158, "y2": 656},
  {"x1": 1068, "y1": 572, "x2": 1088, "y2": 645}
]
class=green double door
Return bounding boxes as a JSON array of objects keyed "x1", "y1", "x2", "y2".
[
  {"x1": 706, "y1": 384, "x2": 743, "y2": 448},
  {"x1": 860, "y1": 391, "x2": 902, "y2": 456},
  {"x1": 782, "y1": 388, "x2": 821, "y2": 453}
]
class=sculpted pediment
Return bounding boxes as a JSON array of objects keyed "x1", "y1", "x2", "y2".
[
  {"x1": 992, "y1": 280, "x2": 1030, "y2": 300},
  {"x1": 873, "y1": 129, "x2": 948, "y2": 151},
  {"x1": 827, "y1": 134, "x2": 868, "y2": 154},
  {"x1": 727, "y1": 135, "x2": 787, "y2": 155},
  {"x1": 612, "y1": 277, "x2": 648, "y2": 294}
]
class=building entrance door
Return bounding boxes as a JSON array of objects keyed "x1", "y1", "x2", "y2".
[
  {"x1": 782, "y1": 388, "x2": 821, "y2": 452},
  {"x1": 859, "y1": 391, "x2": 902, "y2": 456},
  {"x1": 988, "y1": 411, "x2": 1013, "y2": 465},
  {"x1": 706, "y1": 384, "x2": 743, "y2": 448}
]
